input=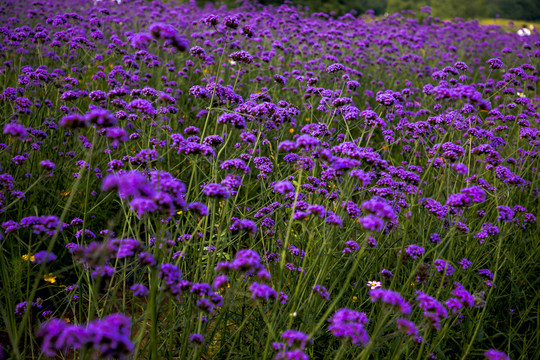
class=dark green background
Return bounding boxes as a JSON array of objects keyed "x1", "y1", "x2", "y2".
[{"x1": 191, "y1": 0, "x2": 540, "y2": 21}]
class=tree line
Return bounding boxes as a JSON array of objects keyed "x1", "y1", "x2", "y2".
[{"x1": 195, "y1": 0, "x2": 540, "y2": 21}]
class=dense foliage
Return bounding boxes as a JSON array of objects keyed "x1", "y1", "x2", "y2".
[
  {"x1": 204, "y1": 0, "x2": 540, "y2": 21},
  {"x1": 0, "y1": 0, "x2": 539, "y2": 359}
]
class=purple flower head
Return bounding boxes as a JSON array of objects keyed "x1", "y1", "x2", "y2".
[
  {"x1": 36, "y1": 319, "x2": 78, "y2": 357},
  {"x1": 128, "y1": 99, "x2": 156, "y2": 116},
  {"x1": 326, "y1": 63, "x2": 345, "y2": 74},
  {"x1": 229, "y1": 217, "x2": 257, "y2": 236},
  {"x1": 85, "y1": 108, "x2": 116, "y2": 128},
  {"x1": 112, "y1": 238, "x2": 141, "y2": 258},
  {"x1": 197, "y1": 298, "x2": 214, "y2": 313},
  {"x1": 191, "y1": 283, "x2": 212, "y2": 296},
  {"x1": 433, "y1": 259, "x2": 454, "y2": 275},
  {"x1": 15, "y1": 302, "x2": 27, "y2": 316},
  {"x1": 478, "y1": 268, "x2": 494, "y2": 279},
  {"x1": 92, "y1": 266, "x2": 115, "y2": 279},
  {"x1": 2, "y1": 220, "x2": 20, "y2": 234},
  {"x1": 447, "y1": 186, "x2": 485, "y2": 207},
  {"x1": 361, "y1": 197, "x2": 396, "y2": 221},
  {"x1": 446, "y1": 285, "x2": 475, "y2": 313},
  {"x1": 38, "y1": 314, "x2": 133, "y2": 359},
  {"x1": 148, "y1": 22, "x2": 177, "y2": 39},
  {"x1": 223, "y1": 15, "x2": 240, "y2": 29},
  {"x1": 203, "y1": 183, "x2": 230, "y2": 200},
  {"x1": 189, "y1": 46, "x2": 207, "y2": 60},
  {"x1": 138, "y1": 252, "x2": 156, "y2": 267},
  {"x1": 273, "y1": 180, "x2": 294, "y2": 194},
  {"x1": 376, "y1": 91, "x2": 396, "y2": 106},
  {"x1": 295, "y1": 134, "x2": 320, "y2": 151},
  {"x1": 221, "y1": 159, "x2": 250, "y2": 174},
  {"x1": 187, "y1": 202, "x2": 209, "y2": 217},
  {"x1": 241, "y1": 25, "x2": 255, "y2": 37},
  {"x1": 325, "y1": 211, "x2": 343, "y2": 227},
  {"x1": 159, "y1": 263, "x2": 186, "y2": 297},
  {"x1": 277, "y1": 140, "x2": 297, "y2": 152},
  {"x1": 129, "y1": 32, "x2": 155, "y2": 49},
  {"x1": 281, "y1": 330, "x2": 311, "y2": 349},
  {"x1": 231, "y1": 249, "x2": 262, "y2": 273},
  {"x1": 403, "y1": 245, "x2": 425, "y2": 260},
  {"x1": 33, "y1": 251, "x2": 57, "y2": 264},
  {"x1": 275, "y1": 349, "x2": 309, "y2": 360},
  {"x1": 396, "y1": 318, "x2": 418, "y2": 336},
  {"x1": 189, "y1": 334, "x2": 204, "y2": 344},
  {"x1": 202, "y1": 15, "x2": 219, "y2": 27},
  {"x1": 487, "y1": 58, "x2": 504, "y2": 69},
  {"x1": 416, "y1": 292, "x2": 448, "y2": 330},
  {"x1": 230, "y1": 51, "x2": 254, "y2": 65},
  {"x1": 212, "y1": 275, "x2": 229, "y2": 290},
  {"x1": 218, "y1": 113, "x2": 246, "y2": 129},
  {"x1": 496, "y1": 206, "x2": 514, "y2": 222},
  {"x1": 4, "y1": 123, "x2": 28, "y2": 140},
  {"x1": 250, "y1": 282, "x2": 277, "y2": 301},
  {"x1": 459, "y1": 258, "x2": 472, "y2": 269},
  {"x1": 328, "y1": 308, "x2": 369, "y2": 346},
  {"x1": 484, "y1": 349, "x2": 510, "y2": 360},
  {"x1": 312, "y1": 285, "x2": 330, "y2": 300},
  {"x1": 369, "y1": 288, "x2": 411, "y2": 314},
  {"x1": 358, "y1": 214, "x2": 385, "y2": 232},
  {"x1": 40, "y1": 160, "x2": 56, "y2": 175},
  {"x1": 130, "y1": 284, "x2": 149, "y2": 297},
  {"x1": 380, "y1": 269, "x2": 394, "y2": 282}
]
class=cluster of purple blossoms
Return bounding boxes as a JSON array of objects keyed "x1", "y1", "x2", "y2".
[
  {"x1": 229, "y1": 217, "x2": 257, "y2": 236},
  {"x1": 273, "y1": 329, "x2": 311, "y2": 359},
  {"x1": 396, "y1": 318, "x2": 418, "y2": 336},
  {"x1": 445, "y1": 285, "x2": 475, "y2": 313},
  {"x1": 312, "y1": 285, "x2": 330, "y2": 300},
  {"x1": 369, "y1": 288, "x2": 411, "y2": 314},
  {"x1": 446, "y1": 186, "x2": 486, "y2": 207},
  {"x1": 102, "y1": 170, "x2": 186, "y2": 217},
  {"x1": 328, "y1": 308, "x2": 370, "y2": 346},
  {"x1": 203, "y1": 183, "x2": 230, "y2": 200},
  {"x1": 416, "y1": 292, "x2": 448, "y2": 330},
  {"x1": 484, "y1": 349, "x2": 511, "y2": 360},
  {"x1": 38, "y1": 314, "x2": 133, "y2": 359}
]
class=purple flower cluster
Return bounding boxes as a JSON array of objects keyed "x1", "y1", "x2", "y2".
[
  {"x1": 416, "y1": 292, "x2": 448, "y2": 330},
  {"x1": 369, "y1": 288, "x2": 411, "y2": 314},
  {"x1": 38, "y1": 314, "x2": 133, "y2": 359},
  {"x1": 328, "y1": 308, "x2": 369, "y2": 346}
]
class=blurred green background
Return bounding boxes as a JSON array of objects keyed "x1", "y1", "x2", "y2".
[{"x1": 191, "y1": 0, "x2": 540, "y2": 22}]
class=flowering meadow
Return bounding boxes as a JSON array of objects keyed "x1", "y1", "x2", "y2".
[{"x1": 0, "y1": 0, "x2": 539, "y2": 359}]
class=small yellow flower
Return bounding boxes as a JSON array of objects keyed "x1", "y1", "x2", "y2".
[
  {"x1": 177, "y1": 210, "x2": 183, "y2": 215},
  {"x1": 22, "y1": 254, "x2": 35, "y2": 262},
  {"x1": 60, "y1": 190, "x2": 70, "y2": 197},
  {"x1": 289, "y1": 128, "x2": 294, "y2": 134},
  {"x1": 410, "y1": 282, "x2": 416, "y2": 286},
  {"x1": 64, "y1": 318, "x2": 71, "y2": 323},
  {"x1": 44, "y1": 273, "x2": 56, "y2": 284},
  {"x1": 305, "y1": 117, "x2": 311, "y2": 122},
  {"x1": 352, "y1": 296, "x2": 358, "y2": 302}
]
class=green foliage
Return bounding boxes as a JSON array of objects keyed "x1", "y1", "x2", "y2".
[
  {"x1": 193, "y1": 0, "x2": 540, "y2": 20},
  {"x1": 489, "y1": 0, "x2": 540, "y2": 22}
]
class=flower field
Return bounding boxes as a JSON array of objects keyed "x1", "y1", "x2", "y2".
[{"x1": 0, "y1": 0, "x2": 539, "y2": 359}]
